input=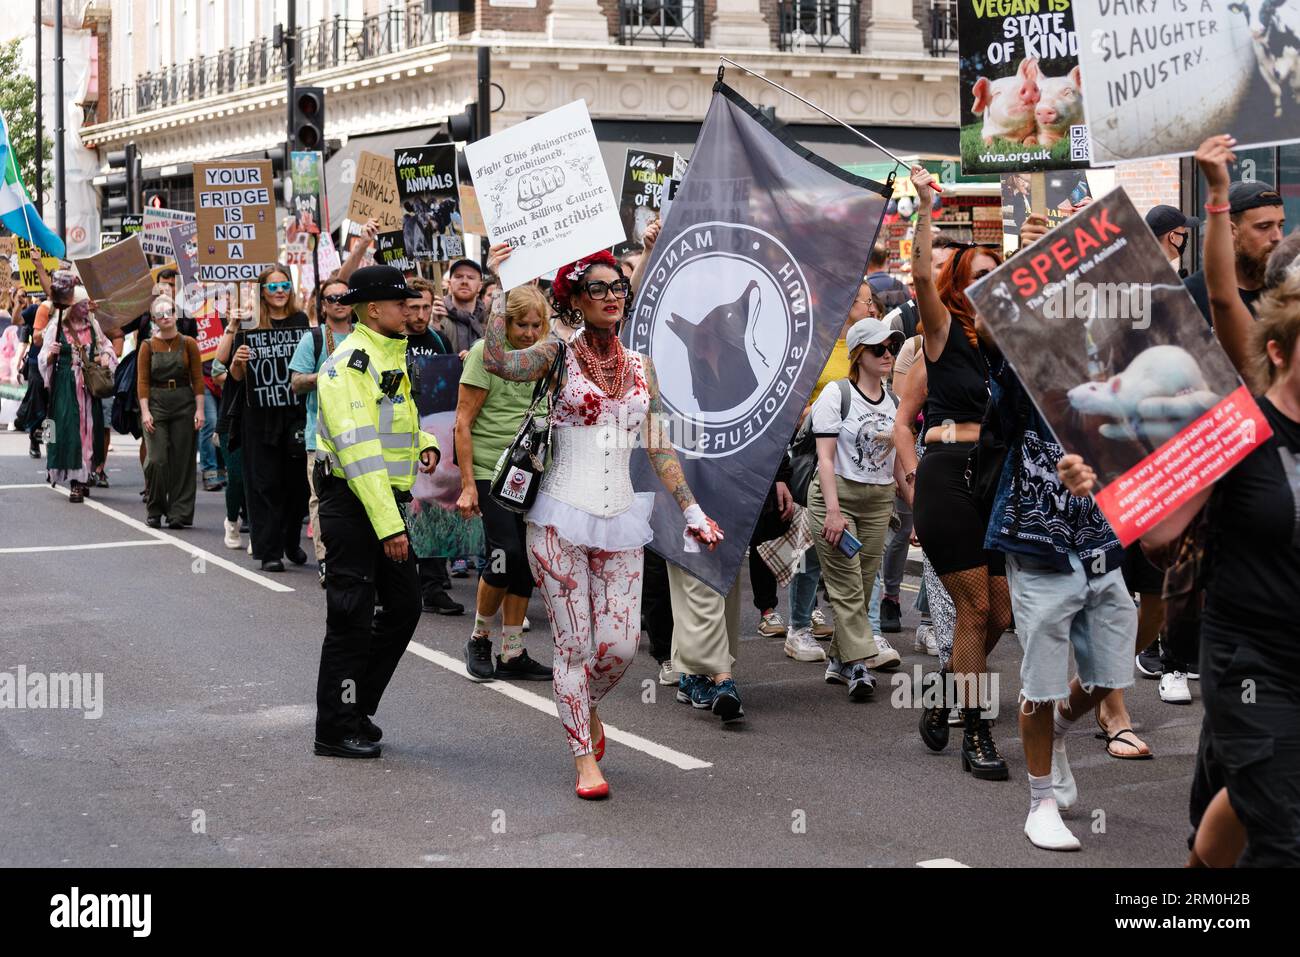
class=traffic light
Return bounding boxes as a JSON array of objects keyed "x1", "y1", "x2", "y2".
[
  {"x1": 449, "y1": 103, "x2": 478, "y2": 184},
  {"x1": 144, "y1": 190, "x2": 167, "y2": 209},
  {"x1": 290, "y1": 87, "x2": 325, "y2": 152},
  {"x1": 102, "y1": 143, "x2": 142, "y2": 221},
  {"x1": 265, "y1": 146, "x2": 287, "y2": 205}
]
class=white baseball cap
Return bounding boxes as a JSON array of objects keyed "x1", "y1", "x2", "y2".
[{"x1": 846, "y1": 316, "x2": 904, "y2": 353}]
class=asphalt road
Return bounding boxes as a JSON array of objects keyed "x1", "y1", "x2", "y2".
[{"x1": 0, "y1": 430, "x2": 1205, "y2": 867}]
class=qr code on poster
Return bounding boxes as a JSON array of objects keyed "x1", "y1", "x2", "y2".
[{"x1": 1069, "y1": 125, "x2": 1091, "y2": 162}]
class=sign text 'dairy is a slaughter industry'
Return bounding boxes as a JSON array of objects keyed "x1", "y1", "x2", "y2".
[
  {"x1": 958, "y1": 0, "x2": 1090, "y2": 174},
  {"x1": 193, "y1": 160, "x2": 278, "y2": 283},
  {"x1": 966, "y1": 187, "x2": 1271, "y2": 546}
]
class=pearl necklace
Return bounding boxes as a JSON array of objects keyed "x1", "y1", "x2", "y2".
[{"x1": 573, "y1": 329, "x2": 628, "y2": 399}]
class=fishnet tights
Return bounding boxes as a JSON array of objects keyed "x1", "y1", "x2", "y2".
[{"x1": 939, "y1": 567, "x2": 1013, "y2": 708}]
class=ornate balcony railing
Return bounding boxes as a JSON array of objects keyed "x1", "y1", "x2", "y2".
[
  {"x1": 928, "y1": 0, "x2": 958, "y2": 57},
  {"x1": 106, "y1": 6, "x2": 453, "y2": 122},
  {"x1": 778, "y1": 0, "x2": 861, "y2": 55},
  {"x1": 617, "y1": 0, "x2": 705, "y2": 47}
]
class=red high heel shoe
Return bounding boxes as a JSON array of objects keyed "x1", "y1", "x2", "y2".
[
  {"x1": 575, "y1": 776, "x2": 610, "y2": 800},
  {"x1": 593, "y1": 730, "x2": 606, "y2": 762}
]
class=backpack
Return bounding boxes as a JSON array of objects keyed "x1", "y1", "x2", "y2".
[
  {"x1": 111, "y1": 348, "x2": 141, "y2": 437},
  {"x1": 788, "y1": 379, "x2": 851, "y2": 507}
]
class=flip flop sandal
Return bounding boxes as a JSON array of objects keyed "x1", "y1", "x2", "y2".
[{"x1": 1095, "y1": 725, "x2": 1154, "y2": 760}]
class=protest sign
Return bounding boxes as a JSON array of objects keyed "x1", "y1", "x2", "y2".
[
  {"x1": 169, "y1": 222, "x2": 199, "y2": 288},
  {"x1": 616, "y1": 149, "x2": 672, "y2": 255},
  {"x1": 120, "y1": 214, "x2": 143, "y2": 238},
  {"x1": 958, "y1": 0, "x2": 1089, "y2": 174},
  {"x1": 283, "y1": 224, "x2": 312, "y2": 266},
  {"x1": 288, "y1": 151, "x2": 325, "y2": 239},
  {"x1": 458, "y1": 183, "x2": 487, "y2": 236},
  {"x1": 0, "y1": 235, "x2": 14, "y2": 261},
  {"x1": 393, "y1": 144, "x2": 464, "y2": 263},
  {"x1": 97, "y1": 232, "x2": 121, "y2": 249},
  {"x1": 193, "y1": 160, "x2": 278, "y2": 282},
  {"x1": 626, "y1": 84, "x2": 889, "y2": 593},
  {"x1": 465, "y1": 100, "x2": 623, "y2": 290},
  {"x1": 346, "y1": 150, "x2": 404, "y2": 233},
  {"x1": 140, "y1": 208, "x2": 195, "y2": 258},
  {"x1": 241, "y1": 327, "x2": 303, "y2": 407},
  {"x1": 15, "y1": 238, "x2": 59, "y2": 293},
  {"x1": 317, "y1": 229, "x2": 342, "y2": 277},
  {"x1": 375, "y1": 230, "x2": 413, "y2": 272},
  {"x1": 1074, "y1": 1, "x2": 1300, "y2": 163},
  {"x1": 193, "y1": 312, "x2": 224, "y2": 362},
  {"x1": 1000, "y1": 168, "x2": 1097, "y2": 248},
  {"x1": 408, "y1": 353, "x2": 484, "y2": 559},
  {"x1": 73, "y1": 235, "x2": 155, "y2": 332},
  {"x1": 966, "y1": 187, "x2": 1271, "y2": 545},
  {"x1": 660, "y1": 177, "x2": 682, "y2": 227}
]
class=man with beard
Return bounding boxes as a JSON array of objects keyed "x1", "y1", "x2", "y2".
[
  {"x1": 1183, "y1": 182, "x2": 1284, "y2": 325},
  {"x1": 435, "y1": 259, "x2": 486, "y2": 357}
]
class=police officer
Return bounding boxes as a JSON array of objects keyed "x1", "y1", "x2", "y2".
[{"x1": 313, "y1": 265, "x2": 439, "y2": 759}]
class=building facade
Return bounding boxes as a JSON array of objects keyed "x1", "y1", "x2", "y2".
[{"x1": 79, "y1": 0, "x2": 964, "y2": 233}]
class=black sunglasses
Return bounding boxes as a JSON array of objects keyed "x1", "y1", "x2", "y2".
[
  {"x1": 583, "y1": 279, "x2": 631, "y2": 300},
  {"x1": 866, "y1": 340, "x2": 901, "y2": 358},
  {"x1": 323, "y1": 294, "x2": 348, "y2": 304}
]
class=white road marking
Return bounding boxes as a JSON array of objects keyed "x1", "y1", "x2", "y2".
[
  {"x1": 916, "y1": 858, "x2": 970, "y2": 868},
  {"x1": 0, "y1": 540, "x2": 167, "y2": 554},
  {"x1": 405, "y1": 641, "x2": 713, "y2": 771},
  {"x1": 39, "y1": 484, "x2": 295, "y2": 594},
  {"x1": 0, "y1": 483, "x2": 55, "y2": 490}
]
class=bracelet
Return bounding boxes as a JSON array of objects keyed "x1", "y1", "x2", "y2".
[{"x1": 1204, "y1": 201, "x2": 1231, "y2": 214}]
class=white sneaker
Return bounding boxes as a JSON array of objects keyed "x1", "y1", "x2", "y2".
[
  {"x1": 914, "y1": 623, "x2": 940, "y2": 656},
  {"x1": 1051, "y1": 737, "x2": 1077, "y2": 810},
  {"x1": 784, "y1": 627, "x2": 826, "y2": 662},
  {"x1": 522, "y1": 616, "x2": 531, "y2": 633},
  {"x1": 223, "y1": 518, "x2": 241, "y2": 550},
  {"x1": 658, "y1": 659, "x2": 681, "y2": 686},
  {"x1": 1024, "y1": 800, "x2": 1081, "y2": 851},
  {"x1": 810, "y1": 607, "x2": 833, "y2": 638},
  {"x1": 1159, "y1": 671, "x2": 1192, "y2": 704},
  {"x1": 247, "y1": 542, "x2": 253, "y2": 556},
  {"x1": 864, "y1": 635, "x2": 901, "y2": 670}
]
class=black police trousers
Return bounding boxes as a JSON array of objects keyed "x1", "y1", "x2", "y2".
[{"x1": 314, "y1": 469, "x2": 421, "y2": 741}]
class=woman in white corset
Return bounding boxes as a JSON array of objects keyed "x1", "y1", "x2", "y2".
[{"x1": 483, "y1": 249, "x2": 722, "y2": 800}]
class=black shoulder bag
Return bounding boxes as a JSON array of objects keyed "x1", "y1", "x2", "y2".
[{"x1": 488, "y1": 342, "x2": 567, "y2": 514}]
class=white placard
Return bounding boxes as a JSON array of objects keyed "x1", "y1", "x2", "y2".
[
  {"x1": 140, "y1": 208, "x2": 195, "y2": 259},
  {"x1": 464, "y1": 100, "x2": 624, "y2": 290}
]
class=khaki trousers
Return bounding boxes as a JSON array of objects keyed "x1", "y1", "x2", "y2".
[
  {"x1": 307, "y1": 451, "x2": 326, "y2": 564},
  {"x1": 668, "y1": 563, "x2": 742, "y2": 676}
]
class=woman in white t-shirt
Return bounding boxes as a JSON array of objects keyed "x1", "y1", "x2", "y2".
[{"x1": 807, "y1": 316, "x2": 908, "y2": 701}]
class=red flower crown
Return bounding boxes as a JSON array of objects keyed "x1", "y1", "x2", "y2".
[{"x1": 550, "y1": 249, "x2": 620, "y2": 309}]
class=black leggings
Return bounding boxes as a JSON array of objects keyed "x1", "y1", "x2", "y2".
[
  {"x1": 912, "y1": 441, "x2": 1005, "y2": 577},
  {"x1": 476, "y1": 479, "x2": 534, "y2": 598}
]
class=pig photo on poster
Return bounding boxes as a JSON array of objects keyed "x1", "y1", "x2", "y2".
[
  {"x1": 1073, "y1": 0, "x2": 1300, "y2": 164},
  {"x1": 958, "y1": 0, "x2": 1091, "y2": 174},
  {"x1": 967, "y1": 187, "x2": 1270, "y2": 544}
]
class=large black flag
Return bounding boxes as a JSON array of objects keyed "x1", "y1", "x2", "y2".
[{"x1": 626, "y1": 82, "x2": 891, "y2": 594}]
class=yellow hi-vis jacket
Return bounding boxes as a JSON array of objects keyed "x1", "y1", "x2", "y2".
[{"x1": 315, "y1": 321, "x2": 438, "y2": 540}]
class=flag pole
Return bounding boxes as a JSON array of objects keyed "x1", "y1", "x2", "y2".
[
  {"x1": 716, "y1": 57, "x2": 941, "y2": 193},
  {"x1": 2, "y1": 112, "x2": 40, "y2": 256}
]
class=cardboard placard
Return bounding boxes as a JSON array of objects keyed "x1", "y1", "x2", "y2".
[
  {"x1": 73, "y1": 235, "x2": 155, "y2": 332},
  {"x1": 394, "y1": 143, "x2": 464, "y2": 262},
  {"x1": 958, "y1": 0, "x2": 1090, "y2": 174},
  {"x1": 140, "y1": 208, "x2": 196, "y2": 258},
  {"x1": 967, "y1": 188, "x2": 1270, "y2": 545},
  {"x1": 346, "y1": 150, "x2": 404, "y2": 233},
  {"x1": 458, "y1": 184, "x2": 487, "y2": 236},
  {"x1": 464, "y1": 100, "x2": 624, "y2": 290},
  {"x1": 193, "y1": 160, "x2": 278, "y2": 282},
  {"x1": 15, "y1": 238, "x2": 59, "y2": 294}
]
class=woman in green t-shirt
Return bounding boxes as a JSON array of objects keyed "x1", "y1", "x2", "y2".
[{"x1": 455, "y1": 284, "x2": 554, "y2": 682}]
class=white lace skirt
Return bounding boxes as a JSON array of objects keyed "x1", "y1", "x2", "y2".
[{"x1": 526, "y1": 490, "x2": 655, "y2": 551}]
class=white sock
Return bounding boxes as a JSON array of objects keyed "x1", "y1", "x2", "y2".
[
  {"x1": 472, "y1": 612, "x2": 494, "y2": 640},
  {"x1": 501, "y1": 629, "x2": 524, "y2": 662},
  {"x1": 1053, "y1": 703, "x2": 1072, "y2": 741},
  {"x1": 1029, "y1": 772, "x2": 1055, "y2": 811}
]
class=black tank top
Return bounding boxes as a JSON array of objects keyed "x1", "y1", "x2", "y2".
[{"x1": 923, "y1": 321, "x2": 989, "y2": 427}]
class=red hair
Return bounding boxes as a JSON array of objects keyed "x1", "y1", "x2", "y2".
[
  {"x1": 550, "y1": 250, "x2": 621, "y2": 310},
  {"x1": 936, "y1": 245, "x2": 1002, "y2": 349}
]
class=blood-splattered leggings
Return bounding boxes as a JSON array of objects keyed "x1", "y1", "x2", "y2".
[{"x1": 526, "y1": 524, "x2": 643, "y2": 757}]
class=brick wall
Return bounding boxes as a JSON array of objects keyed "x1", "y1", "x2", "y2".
[
  {"x1": 1114, "y1": 158, "x2": 1183, "y2": 218},
  {"x1": 479, "y1": 1, "x2": 553, "y2": 35}
]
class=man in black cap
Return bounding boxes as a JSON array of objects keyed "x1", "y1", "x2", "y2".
[
  {"x1": 433, "y1": 257, "x2": 486, "y2": 357},
  {"x1": 312, "y1": 265, "x2": 440, "y2": 758},
  {"x1": 1145, "y1": 204, "x2": 1199, "y2": 277},
  {"x1": 1183, "y1": 181, "x2": 1285, "y2": 325}
]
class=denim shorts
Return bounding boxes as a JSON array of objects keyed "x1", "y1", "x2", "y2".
[{"x1": 1006, "y1": 551, "x2": 1137, "y2": 702}]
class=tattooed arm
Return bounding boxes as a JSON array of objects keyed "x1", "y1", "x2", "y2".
[
  {"x1": 909, "y1": 164, "x2": 952, "y2": 364},
  {"x1": 481, "y1": 291, "x2": 561, "y2": 381},
  {"x1": 643, "y1": 355, "x2": 724, "y2": 549}
]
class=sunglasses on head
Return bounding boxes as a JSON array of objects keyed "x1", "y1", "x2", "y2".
[
  {"x1": 866, "y1": 340, "x2": 901, "y2": 358},
  {"x1": 583, "y1": 278, "x2": 631, "y2": 300},
  {"x1": 264, "y1": 281, "x2": 292, "y2": 293}
]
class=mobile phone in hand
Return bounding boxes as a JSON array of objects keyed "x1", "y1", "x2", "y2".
[{"x1": 838, "y1": 530, "x2": 862, "y2": 558}]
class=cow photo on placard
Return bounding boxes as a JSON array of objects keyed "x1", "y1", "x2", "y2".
[
  {"x1": 958, "y1": 0, "x2": 1090, "y2": 174},
  {"x1": 393, "y1": 144, "x2": 464, "y2": 263}
]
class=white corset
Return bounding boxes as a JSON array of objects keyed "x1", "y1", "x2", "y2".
[{"x1": 541, "y1": 425, "x2": 635, "y2": 517}]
